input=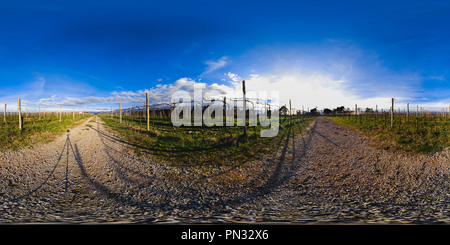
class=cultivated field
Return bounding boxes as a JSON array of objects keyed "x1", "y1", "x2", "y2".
[{"x1": 97, "y1": 109, "x2": 315, "y2": 166}]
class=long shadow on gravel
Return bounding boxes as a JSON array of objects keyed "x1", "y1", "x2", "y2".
[
  {"x1": 92, "y1": 120, "x2": 177, "y2": 200},
  {"x1": 217, "y1": 119, "x2": 319, "y2": 207},
  {"x1": 71, "y1": 142, "x2": 162, "y2": 211}
]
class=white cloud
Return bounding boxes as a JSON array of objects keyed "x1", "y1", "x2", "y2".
[
  {"x1": 5, "y1": 73, "x2": 448, "y2": 113},
  {"x1": 240, "y1": 69, "x2": 420, "y2": 112},
  {"x1": 216, "y1": 40, "x2": 437, "y2": 112},
  {"x1": 203, "y1": 56, "x2": 229, "y2": 74},
  {"x1": 226, "y1": 72, "x2": 241, "y2": 82}
]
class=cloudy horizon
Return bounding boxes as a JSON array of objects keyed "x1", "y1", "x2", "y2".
[{"x1": 0, "y1": 1, "x2": 449, "y2": 113}]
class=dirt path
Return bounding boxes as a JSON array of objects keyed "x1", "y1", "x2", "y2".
[
  {"x1": 229, "y1": 117, "x2": 450, "y2": 224},
  {"x1": 0, "y1": 116, "x2": 170, "y2": 222},
  {"x1": 0, "y1": 116, "x2": 449, "y2": 223}
]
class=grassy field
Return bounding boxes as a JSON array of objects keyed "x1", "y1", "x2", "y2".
[
  {"x1": 0, "y1": 113, "x2": 92, "y2": 150},
  {"x1": 99, "y1": 114, "x2": 316, "y2": 166},
  {"x1": 330, "y1": 112, "x2": 449, "y2": 154}
]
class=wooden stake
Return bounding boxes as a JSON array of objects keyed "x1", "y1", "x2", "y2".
[
  {"x1": 146, "y1": 92, "x2": 150, "y2": 131},
  {"x1": 375, "y1": 105, "x2": 378, "y2": 119},
  {"x1": 242, "y1": 80, "x2": 247, "y2": 136},
  {"x1": 223, "y1": 96, "x2": 227, "y2": 126},
  {"x1": 59, "y1": 105, "x2": 62, "y2": 122},
  {"x1": 18, "y1": 99, "x2": 22, "y2": 130},
  {"x1": 119, "y1": 103, "x2": 122, "y2": 123}
]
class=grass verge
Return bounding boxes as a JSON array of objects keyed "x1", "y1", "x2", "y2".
[
  {"x1": 329, "y1": 114, "x2": 449, "y2": 154},
  {"x1": 0, "y1": 114, "x2": 93, "y2": 151}
]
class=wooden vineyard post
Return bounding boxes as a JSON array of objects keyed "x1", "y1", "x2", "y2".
[
  {"x1": 73, "y1": 108, "x2": 75, "y2": 120},
  {"x1": 146, "y1": 92, "x2": 150, "y2": 131},
  {"x1": 18, "y1": 99, "x2": 22, "y2": 130},
  {"x1": 59, "y1": 105, "x2": 62, "y2": 122},
  {"x1": 355, "y1": 104, "x2": 357, "y2": 123},
  {"x1": 391, "y1": 98, "x2": 394, "y2": 128},
  {"x1": 242, "y1": 80, "x2": 247, "y2": 137},
  {"x1": 119, "y1": 103, "x2": 122, "y2": 123},
  {"x1": 38, "y1": 106, "x2": 41, "y2": 120},
  {"x1": 375, "y1": 105, "x2": 378, "y2": 120},
  {"x1": 223, "y1": 96, "x2": 226, "y2": 126},
  {"x1": 407, "y1": 103, "x2": 409, "y2": 122}
]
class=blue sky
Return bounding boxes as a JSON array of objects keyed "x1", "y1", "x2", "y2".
[{"x1": 0, "y1": 0, "x2": 449, "y2": 112}]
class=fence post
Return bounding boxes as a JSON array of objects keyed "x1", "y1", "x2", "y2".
[
  {"x1": 18, "y1": 99, "x2": 22, "y2": 130},
  {"x1": 242, "y1": 80, "x2": 247, "y2": 137},
  {"x1": 119, "y1": 103, "x2": 122, "y2": 123},
  {"x1": 223, "y1": 96, "x2": 227, "y2": 126},
  {"x1": 407, "y1": 103, "x2": 409, "y2": 122},
  {"x1": 146, "y1": 92, "x2": 150, "y2": 131},
  {"x1": 375, "y1": 105, "x2": 378, "y2": 120}
]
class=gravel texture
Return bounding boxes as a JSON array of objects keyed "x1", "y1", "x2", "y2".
[{"x1": 0, "y1": 116, "x2": 449, "y2": 224}]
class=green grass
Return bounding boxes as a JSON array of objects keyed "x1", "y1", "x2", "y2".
[
  {"x1": 100, "y1": 114, "x2": 316, "y2": 166},
  {"x1": 330, "y1": 113, "x2": 449, "y2": 154},
  {"x1": 0, "y1": 114, "x2": 92, "y2": 150}
]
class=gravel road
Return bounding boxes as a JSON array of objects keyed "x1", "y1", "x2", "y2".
[{"x1": 0, "y1": 116, "x2": 449, "y2": 224}]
